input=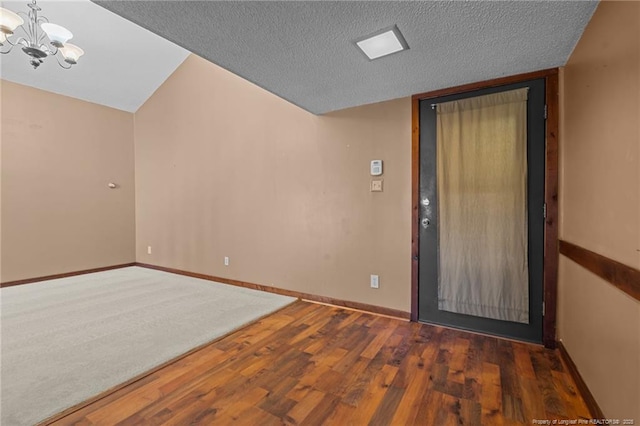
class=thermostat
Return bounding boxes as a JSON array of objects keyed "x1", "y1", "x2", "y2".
[{"x1": 370, "y1": 160, "x2": 383, "y2": 176}]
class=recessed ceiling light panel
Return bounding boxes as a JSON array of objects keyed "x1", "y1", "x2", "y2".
[{"x1": 355, "y1": 25, "x2": 409, "y2": 61}]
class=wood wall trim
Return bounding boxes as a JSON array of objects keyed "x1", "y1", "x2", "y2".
[
  {"x1": 559, "y1": 240, "x2": 640, "y2": 302},
  {"x1": 543, "y1": 72, "x2": 560, "y2": 348},
  {"x1": 410, "y1": 68, "x2": 560, "y2": 348},
  {"x1": 412, "y1": 68, "x2": 558, "y2": 101},
  {"x1": 136, "y1": 263, "x2": 411, "y2": 320},
  {"x1": 557, "y1": 340, "x2": 605, "y2": 419},
  {"x1": 410, "y1": 97, "x2": 420, "y2": 322},
  {"x1": 0, "y1": 263, "x2": 136, "y2": 288}
]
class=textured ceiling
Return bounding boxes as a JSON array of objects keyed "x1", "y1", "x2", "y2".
[
  {"x1": 93, "y1": 0, "x2": 598, "y2": 114},
  {"x1": 0, "y1": 0, "x2": 188, "y2": 112}
]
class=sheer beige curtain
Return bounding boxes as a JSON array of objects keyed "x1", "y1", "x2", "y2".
[{"x1": 436, "y1": 88, "x2": 529, "y2": 324}]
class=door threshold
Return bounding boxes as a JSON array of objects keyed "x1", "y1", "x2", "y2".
[{"x1": 418, "y1": 319, "x2": 545, "y2": 347}]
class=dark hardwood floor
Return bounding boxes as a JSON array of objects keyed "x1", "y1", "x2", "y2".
[{"x1": 51, "y1": 301, "x2": 590, "y2": 425}]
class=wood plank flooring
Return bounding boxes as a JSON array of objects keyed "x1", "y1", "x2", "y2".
[{"x1": 51, "y1": 301, "x2": 591, "y2": 425}]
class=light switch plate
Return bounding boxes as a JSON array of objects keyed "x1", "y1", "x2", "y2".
[
  {"x1": 371, "y1": 179, "x2": 383, "y2": 192},
  {"x1": 370, "y1": 274, "x2": 379, "y2": 289}
]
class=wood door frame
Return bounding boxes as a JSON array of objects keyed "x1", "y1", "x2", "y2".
[{"x1": 410, "y1": 68, "x2": 560, "y2": 348}]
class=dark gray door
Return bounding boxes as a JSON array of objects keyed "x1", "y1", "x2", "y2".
[{"x1": 418, "y1": 79, "x2": 545, "y2": 343}]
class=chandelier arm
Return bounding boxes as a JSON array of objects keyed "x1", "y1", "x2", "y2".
[
  {"x1": 0, "y1": 36, "x2": 26, "y2": 53},
  {"x1": 2, "y1": 36, "x2": 17, "y2": 47},
  {"x1": 28, "y1": 9, "x2": 38, "y2": 43},
  {"x1": 0, "y1": 44, "x2": 15, "y2": 54},
  {"x1": 52, "y1": 52, "x2": 72, "y2": 69},
  {"x1": 14, "y1": 12, "x2": 33, "y2": 40},
  {"x1": 3, "y1": 36, "x2": 28, "y2": 48},
  {"x1": 36, "y1": 16, "x2": 49, "y2": 44},
  {"x1": 16, "y1": 37, "x2": 29, "y2": 47},
  {"x1": 37, "y1": 31, "x2": 47, "y2": 45}
]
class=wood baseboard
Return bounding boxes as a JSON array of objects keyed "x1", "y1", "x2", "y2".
[
  {"x1": 557, "y1": 340, "x2": 605, "y2": 419},
  {"x1": 0, "y1": 263, "x2": 136, "y2": 288},
  {"x1": 135, "y1": 262, "x2": 411, "y2": 320},
  {"x1": 559, "y1": 240, "x2": 640, "y2": 302}
]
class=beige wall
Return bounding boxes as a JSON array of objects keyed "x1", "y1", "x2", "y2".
[
  {"x1": 1, "y1": 79, "x2": 3, "y2": 281},
  {"x1": 559, "y1": 1, "x2": 639, "y2": 419},
  {"x1": 1, "y1": 81, "x2": 136, "y2": 282},
  {"x1": 134, "y1": 55, "x2": 412, "y2": 312}
]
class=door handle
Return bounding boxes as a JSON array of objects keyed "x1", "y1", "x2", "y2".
[{"x1": 421, "y1": 218, "x2": 430, "y2": 229}]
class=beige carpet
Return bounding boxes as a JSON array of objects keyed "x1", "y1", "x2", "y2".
[{"x1": 0, "y1": 266, "x2": 295, "y2": 425}]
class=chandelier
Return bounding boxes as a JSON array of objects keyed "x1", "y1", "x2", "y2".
[{"x1": 0, "y1": 0, "x2": 84, "y2": 69}]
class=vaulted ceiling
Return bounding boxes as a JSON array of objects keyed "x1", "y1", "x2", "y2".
[{"x1": 2, "y1": 1, "x2": 598, "y2": 114}]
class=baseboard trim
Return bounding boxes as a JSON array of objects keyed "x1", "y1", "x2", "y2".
[
  {"x1": 135, "y1": 262, "x2": 411, "y2": 320},
  {"x1": 0, "y1": 263, "x2": 136, "y2": 288},
  {"x1": 559, "y1": 240, "x2": 640, "y2": 302},
  {"x1": 557, "y1": 340, "x2": 605, "y2": 419}
]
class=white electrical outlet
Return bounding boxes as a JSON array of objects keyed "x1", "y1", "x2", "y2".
[
  {"x1": 224, "y1": 256, "x2": 229, "y2": 266},
  {"x1": 370, "y1": 274, "x2": 379, "y2": 289},
  {"x1": 147, "y1": 246, "x2": 152, "y2": 255}
]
